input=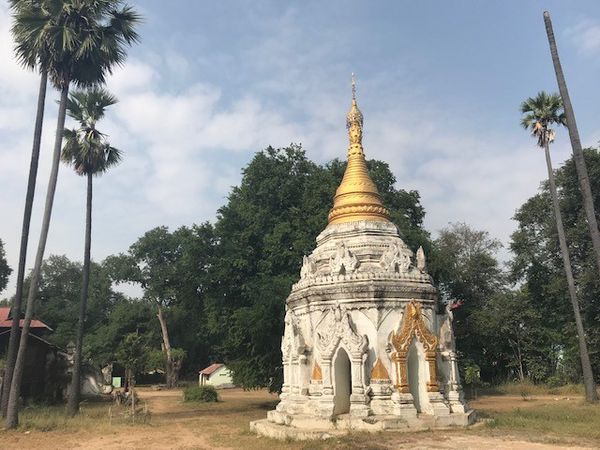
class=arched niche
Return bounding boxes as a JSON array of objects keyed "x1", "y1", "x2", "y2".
[
  {"x1": 390, "y1": 300, "x2": 439, "y2": 395},
  {"x1": 407, "y1": 338, "x2": 433, "y2": 413},
  {"x1": 333, "y1": 347, "x2": 351, "y2": 415}
]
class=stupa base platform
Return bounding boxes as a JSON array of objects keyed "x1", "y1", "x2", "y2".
[{"x1": 250, "y1": 410, "x2": 476, "y2": 441}]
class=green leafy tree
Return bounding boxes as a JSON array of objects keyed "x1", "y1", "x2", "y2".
[
  {"x1": 520, "y1": 91, "x2": 596, "y2": 401},
  {"x1": 207, "y1": 145, "x2": 431, "y2": 391},
  {"x1": 31, "y1": 255, "x2": 124, "y2": 348},
  {"x1": 0, "y1": 239, "x2": 11, "y2": 295},
  {"x1": 473, "y1": 290, "x2": 554, "y2": 382},
  {"x1": 116, "y1": 333, "x2": 149, "y2": 389},
  {"x1": 544, "y1": 12, "x2": 600, "y2": 314},
  {"x1": 511, "y1": 148, "x2": 600, "y2": 388},
  {"x1": 429, "y1": 222, "x2": 505, "y2": 380},
  {"x1": 61, "y1": 87, "x2": 122, "y2": 415},
  {"x1": 84, "y1": 297, "x2": 158, "y2": 367},
  {"x1": 106, "y1": 224, "x2": 215, "y2": 388},
  {"x1": 6, "y1": 0, "x2": 140, "y2": 427}
]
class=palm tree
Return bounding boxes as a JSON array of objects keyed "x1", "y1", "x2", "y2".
[
  {"x1": 5, "y1": 0, "x2": 140, "y2": 428},
  {"x1": 62, "y1": 87, "x2": 122, "y2": 415},
  {"x1": 521, "y1": 91, "x2": 598, "y2": 402},
  {"x1": 543, "y1": 12, "x2": 600, "y2": 339},
  {"x1": 0, "y1": 0, "x2": 50, "y2": 417}
]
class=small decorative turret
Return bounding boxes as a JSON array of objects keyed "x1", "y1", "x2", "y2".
[
  {"x1": 370, "y1": 358, "x2": 391, "y2": 382},
  {"x1": 327, "y1": 75, "x2": 391, "y2": 225},
  {"x1": 416, "y1": 246, "x2": 426, "y2": 273}
]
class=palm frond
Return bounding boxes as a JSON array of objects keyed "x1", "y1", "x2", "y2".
[
  {"x1": 62, "y1": 87, "x2": 122, "y2": 176},
  {"x1": 519, "y1": 91, "x2": 565, "y2": 148}
]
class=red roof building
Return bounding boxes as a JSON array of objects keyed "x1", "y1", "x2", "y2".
[
  {"x1": 0, "y1": 307, "x2": 52, "y2": 331},
  {"x1": 198, "y1": 363, "x2": 234, "y2": 388},
  {"x1": 199, "y1": 363, "x2": 224, "y2": 376}
]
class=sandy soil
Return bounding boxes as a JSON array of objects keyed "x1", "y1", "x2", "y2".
[{"x1": 0, "y1": 389, "x2": 596, "y2": 449}]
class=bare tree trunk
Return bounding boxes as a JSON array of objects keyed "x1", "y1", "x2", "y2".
[
  {"x1": 156, "y1": 305, "x2": 174, "y2": 387},
  {"x1": 67, "y1": 172, "x2": 93, "y2": 416},
  {"x1": 5, "y1": 83, "x2": 70, "y2": 429},
  {"x1": 545, "y1": 12, "x2": 600, "y2": 401},
  {"x1": 544, "y1": 12, "x2": 600, "y2": 282},
  {"x1": 516, "y1": 340, "x2": 524, "y2": 382},
  {"x1": 509, "y1": 338, "x2": 525, "y2": 382},
  {"x1": 544, "y1": 141, "x2": 598, "y2": 402},
  {"x1": 0, "y1": 70, "x2": 47, "y2": 417}
]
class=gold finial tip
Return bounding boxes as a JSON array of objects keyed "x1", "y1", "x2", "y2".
[{"x1": 328, "y1": 77, "x2": 391, "y2": 225}]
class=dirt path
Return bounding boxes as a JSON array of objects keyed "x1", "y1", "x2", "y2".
[{"x1": 0, "y1": 389, "x2": 596, "y2": 449}]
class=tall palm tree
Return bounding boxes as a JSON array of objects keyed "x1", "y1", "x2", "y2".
[
  {"x1": 5, "y1": 0, "x2": 140, "y2": 428},
  {"x1": 521, "y1": 91, "x2": 598, "y2": 402},
  {"x1": 543, "y1": 12, "x2": 600, "y2": 336},
  {"x1": 62, "y1": 87, "x2": 122, "y2": 415},
  {"x1": 0, "y1": 0, "x2": 50, "y2": 417}
]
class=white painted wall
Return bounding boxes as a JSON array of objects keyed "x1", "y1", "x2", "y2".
[{"x1": 203, "y1": 366, "x2": 234, "y2": 388}]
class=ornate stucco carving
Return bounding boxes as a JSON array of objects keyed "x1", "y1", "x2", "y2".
[
  {"x1": 439, "y1": 302, "x2": 456, "y2": 352},
  {"x1": 316, "y1": 304, "x2": 368, "y2": 359},
  {"x1": 379, "y1": 242, "x2": 412, "y2": 273},
  {"x1": 328, "y1": 242, "x2": 359, "y2": 275},
  {"x1": 300, "y1": 255, "x2": 317, "y2": 280},
  {"x1": 390, "y1": 300, "x2": 440, "y2": 393},
  {"x1": 281, "y1": 310, "x2": 308, "y2": 362}
]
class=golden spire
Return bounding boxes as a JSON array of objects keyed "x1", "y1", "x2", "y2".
[{"x1": 327, "y1": 75, "x2": 391, "y2": 225}]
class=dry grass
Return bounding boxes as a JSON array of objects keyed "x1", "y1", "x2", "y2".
[
  {"x1": 18, "y1": 398, "x2": 151, "y2": 432},
  {"x1": 1, "y1": 387, "x2": 600, "y2": 449},
  {"x1": 478, "y1": 399, "x2": 600, "y2": 441},
  {"x1": 480, "y1": 381, "x2": 584, "y2": 397}
]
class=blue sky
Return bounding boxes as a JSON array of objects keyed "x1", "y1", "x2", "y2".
[{"x1": 1, "y1": 1, "x2": 600, "y2": 295}]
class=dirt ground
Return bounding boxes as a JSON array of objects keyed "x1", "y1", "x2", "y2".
[{"x1": 0, "y1": 388, "x2": 598, "y2": 449}]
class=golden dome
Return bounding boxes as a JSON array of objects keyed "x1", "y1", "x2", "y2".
[{"x1": 327, "y1": 76, "x2": 391, "y2": 225}]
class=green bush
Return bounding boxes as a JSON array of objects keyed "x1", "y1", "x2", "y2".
[
  {"x1": 183, "y1": 385, "x2": 219, "y2": 403},
  {"x1": 546, "y1": 376, "x2": 564, "y2": 388}
]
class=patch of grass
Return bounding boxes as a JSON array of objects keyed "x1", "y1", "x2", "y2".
[
  {"x1": 481, "y1": 381, "x2": 584, "y2": 397},
  {"x1": 18, "y1": 400, "x2": 151, "y2": 432},
  {"x1": 485, "y1": 401, "x2": 600, "y2": 440},
  {"x1": 183, "y1": 385, "x2": 219, "y2": 403}
]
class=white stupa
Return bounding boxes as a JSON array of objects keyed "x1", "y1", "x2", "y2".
[{"x1": 251, "y1": 80, "x2": 474, "y2": 440}]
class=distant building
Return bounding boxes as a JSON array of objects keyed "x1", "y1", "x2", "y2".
[
  {"x1": 0, "y1": 307, "x2": 67, "y2": 402},
  {"x1": 198, "y1": 363, "x2": 234, "y2": 388}
]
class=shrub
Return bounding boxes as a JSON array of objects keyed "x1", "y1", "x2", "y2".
[
  {"x1": 546, "y1": 376, "x2": 564, "y2": 388},
  {"x1": 183, "y1": 385, "x2": 219, "y2": 403}
]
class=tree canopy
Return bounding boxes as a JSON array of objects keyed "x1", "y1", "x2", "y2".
[
  {"x1": 510, "y1": 147, "x2": 600, "y2": 381},
  {"x1": 206, "y1": 145, "x2": 432, "y2": 390},
  {"x1": 0, "y1": 239, "x2": 11, "y2": 296},
  {"x1": 10, "y1": 145, "x2": 600, "y2": 391}
]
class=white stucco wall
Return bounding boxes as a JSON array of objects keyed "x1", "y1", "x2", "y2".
[{"x1": 205, "y1": 366, "x2": 234, "y2": 388}]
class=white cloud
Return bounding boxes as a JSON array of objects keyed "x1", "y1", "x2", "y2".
[
  {"x1": 1, "y1": 1, "x2": 591, "y2": 301},
  {"x1": 566, "y1": 20, "x2": 600, "y2": 54}
]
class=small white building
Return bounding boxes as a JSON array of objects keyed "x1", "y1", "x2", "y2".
[{"x1": 198, "y1": 363, "x2": 234, "y2": 388}]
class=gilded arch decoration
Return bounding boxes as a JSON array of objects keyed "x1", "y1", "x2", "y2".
[{"x1": 390, "y1": 300, "x2": 439, "y2": 393}]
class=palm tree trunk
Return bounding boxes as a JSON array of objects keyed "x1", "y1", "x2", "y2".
[
  {"x1": 5, "y1": 83, "x2": 70, "y2": 429},
  {"x1": 544, "y1": 142, "x2": 598, "y2": 402},
  {"x1": 0, "y1": 70, "x2": 47, "y2": 418},
  {"x1": 544, "y1": 12, "x2": 600, "y2": 297},
  {"x1": 67, "y1": 172, "x2": 93, "y2": 416}
]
